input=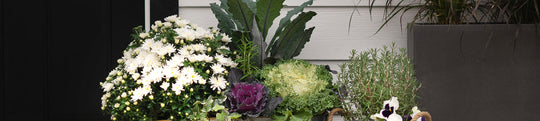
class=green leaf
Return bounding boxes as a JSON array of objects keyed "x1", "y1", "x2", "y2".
[
  {"x1": 255, "y1": 0, "x2": 285, "y2": 38},
  {"x1": 269, "y1": 11, "x2": 316, "y2": 59},
  {"x1": 290, "y1": 111, "x2": 312, "y2": 121},
  {"x1": 250, "y1": 19, "x2": 266, "y2": 68},
  {"x1": 210, "y1": 3, "x2": 235, "y2": 35},
  {"x1": 227, "y1": 0, "x2": 254, "y2": 31},
  {"x1": 267, "y1": 0, "x2": 313, "y2": 54},
  {"x1": 279, "y1": 27, "x2": 314, "y2": 59},
  {"x1": 229, "y1": 113, "x2": 242, "y2": 119},
  {"x1": 212, "y1": 105, "x2": 226, "y2": 111}
]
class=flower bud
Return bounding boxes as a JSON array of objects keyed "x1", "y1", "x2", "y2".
[
  {"x1": 175, "y1": 38, "x2": 180, "y2": 44},
  {"x1": 207, "y1": 48, "x2": 212, "y2": 52},
  {"x1": 184, "y1": 94, "x2": 189, "y2": 99},
  {"x1": 149, "y1": 95, "x2": 154, "y2": 100},
  {"x1": 190, "y1": 88, "x2": 194, "y2": 92},
  {"x1": 160, "y1": 103, "x2": 165, "y2": 108},
  {"x1": 117, "y1": 59, "x2": 124, "y2": 64},
  {"x1": 162, "y1": 38, "x2": 167, "y2": 43},
  {"x1": 125, "y1": 101, "x2": 130, "y2": 106},
  {"x1": 205, "y1": 70, "x2": 210, "y2": 74},
  {"x1": 167, "y1": 92, "x2": 171, "y2": 96},
  {"x1": 134, "y1": 101, "x2": 138, "y2": 105},
  {"x1": 126, "y1": 107, "x2": 131, "y2": 111}
]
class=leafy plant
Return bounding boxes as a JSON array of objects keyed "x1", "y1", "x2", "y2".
[
  {"x1": 260, "y1": 59, "x2": 340, "y2": 121},
  {"x1": 211, "y1": 0, "x2": 317, "y2": 67},
  {"x1": 337, "y1": 43, "x2": 420, "y2": 121},
  {"x1": 361, "y1": 0, "x2": 540, "y2": 34},
  {"x1": 234, "y1": 34, "x2": 259, "y2": 79}
]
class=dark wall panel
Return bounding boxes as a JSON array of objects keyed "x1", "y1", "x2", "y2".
[
  {"x1": 45, "y1": 0, "x2": 113, "y2": 120},
  {"x1": 3, "y1": 0, "x2": 47, "y2": 120},
  {"x1": 1, "y1": 0, "x2": 4, "y2": 120},
  {"x1": 151, "y1": 0, "x2": 178, "y2": 23}
]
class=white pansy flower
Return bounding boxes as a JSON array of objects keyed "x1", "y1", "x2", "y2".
[
  {"x1": 371, "y1": 97, "x2": 402, "y2": 121},
  {"x1": 211, "y1": 64, "x2": 226, "y2": 75},
  {"x1": 160, "y1": 82, "x2": 170, "y2": 91},
  {"x1": 102, "y1": 82, "x2": 114, "y2": 92},
  {"x1": 209, "y1": 76, "x2": 227, "y2": 91},
  {"x1": 164, "y1": 15, "x2": 177, "y2": 22}
]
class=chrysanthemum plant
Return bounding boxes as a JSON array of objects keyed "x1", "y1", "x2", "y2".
[{"x1": 100, "y1": 15, "x2": 241, "y2": 121}]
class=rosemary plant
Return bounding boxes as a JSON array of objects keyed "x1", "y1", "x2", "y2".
[{"x1": 337, "y1": 43, "x2": 420, "y2": 121}]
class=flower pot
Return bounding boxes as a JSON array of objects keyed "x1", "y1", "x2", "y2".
[{"x1": 408, "y1": 23, "x2": 540, "y2": 120}]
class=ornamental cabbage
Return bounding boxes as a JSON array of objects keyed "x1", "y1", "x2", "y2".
[
  {"x1": 226, "y1": 82, "x2": 267, "y2": 117},
  {"x1": 260, "y1": 59, "x2": 340, "y2": 120}
]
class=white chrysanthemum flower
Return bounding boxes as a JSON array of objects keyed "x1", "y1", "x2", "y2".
[
  {"x1": 163, "y1": 65, "x2": 180, "y2": 79},
  {"x1": 221, "y1": 33, "x2": 232, "y2": 43},
  {"x1": 160, "y1": 82, "x2": 170, "y2": 91},
  {"x1": 190, "y1": 44, "x2": 207, "y2": 53},
  {"x1": 193, "y1": 28, "x2": 210, "y2": 39},
  {"x1": 218, "y1": 46, "x2": 230, "y2": 51},
  {"x1": 131, "y1": 87, "x2": 144, "y2": 101},
  {"x1": 101, "y1": 92, "x2": 111, "y2": 107},
  {"x1": 188, "y1": 54, "x2": 208, "y2": 62},
  {"x1": 142, "y1": 39, "x2": 156, "y2": 50},
  {"x1": 167, "y1": 54, "x2": 185, "y2": 67},
  {"x1": 215, "y1": 54, "x2": 237, "y2": 67},
  {"x1": 112, "y1": 78, "x2": 121, "y2": 85},
  {"x1": 155, "y1": 20, "x2": 163, "y2": 27},
  {"x1": 171, "y1": 82, "x2": 184, "y2": 95},
  {"x1": 211, "y1": 64, "x2": 226, "y2": 75},
  {"x1": 209, "y1": 76, "x2": 227, "y2": 91},
  {"x1": 178, "y1": 47, "x2": 194, "y2": 56},
  {"x1": 174, "y1": 28, "x2": 196, "y2": 41},
  {"x1": 139, "y1": 32, "x2": 149, "y2": 38},
  {"x1": 203, "y1": 55, "x2": 213, "y2": 63},
  {"x1": 102, "y1": 82, "x2": 114, "y2": 92},
  {"x1": 151, "y1": 25, "x2": 158, "y2": 31},
  {"x1": 108, "y1": 70, "x2": 118, "y2": 77},
  {"x1": 164, "y1": 15, "x2": 177, "y2": 22},
  {"x1": 163, "y1": 22, "x2": 172, "y2": 28},
  {"x1": 175, "y1": 19, "x2": 190, "y2": 27},
  {"x1": 132, "y1": 73, "x2": 141, "y2": 80},
  {"x1": 142, "y1": 85, "x2": 152, "y2": 96},
  {"x1": 146, "y1": 67, "x2": 164, "y2": 83}
]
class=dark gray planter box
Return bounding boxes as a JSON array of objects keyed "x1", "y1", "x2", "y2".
[{"x1": 408, "y1": 24, "x2": 540, "y2": 121}]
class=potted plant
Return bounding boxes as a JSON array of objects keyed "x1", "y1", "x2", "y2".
[
  {"x1": 337, "y1": 44, "x2": 421, "y2": 121},
  {"x1": 364, "y1": 0, "x2": 540, "y2": 120},
  {"x1": 100, "y1": 15, "x2": 241, "y2": 121}
]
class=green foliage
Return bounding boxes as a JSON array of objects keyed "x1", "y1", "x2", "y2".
[
  {"x1": 337, "y1": 43, "x2": 420, "y2": 121},
  {"x1": 211, "y1": 0, "x2": 317, "y2": 67},
  {"x1": 260, "y1": 59, "x2": 340, "y2": 120},
  {"x1": 235, "y1": 34, "x2": 259, "y2": 79}
]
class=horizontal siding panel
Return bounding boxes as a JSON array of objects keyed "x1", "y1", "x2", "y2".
[
  {"x1": 179, "y1": 6, "x2": 416, "y2": 60},
  {"x1": 179, "y1": 0, "x2": 418, "y2": 7}
]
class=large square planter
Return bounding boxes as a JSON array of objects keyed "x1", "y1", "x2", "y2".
[{"x1": 408, "y1": 24, "x2": 540, "y2": 121}]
